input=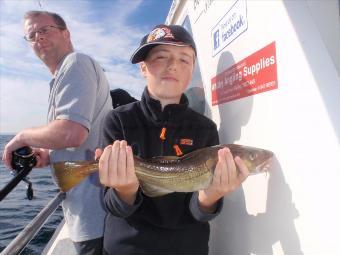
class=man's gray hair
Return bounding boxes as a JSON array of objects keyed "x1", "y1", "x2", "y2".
[{"x1": 24, "y1": 11, "x2": 67, "y2": 29}]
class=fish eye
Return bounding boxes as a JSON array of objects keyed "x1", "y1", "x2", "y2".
[{"x1": 249, "y1": 153, "x2": 257, "y2": 161}]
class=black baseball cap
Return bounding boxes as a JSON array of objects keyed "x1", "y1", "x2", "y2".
[{"x1": 130, "y1": 24, "x2": 197, "y2": 64}]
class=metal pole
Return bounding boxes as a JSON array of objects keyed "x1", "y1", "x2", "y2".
[{"x1": 1, "y1": 192, "x2": 66, "y2": 255}]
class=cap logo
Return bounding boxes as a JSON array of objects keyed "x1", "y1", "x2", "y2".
[{"x1": 147, "y1": 27, "x2": 175, "y2": 43}]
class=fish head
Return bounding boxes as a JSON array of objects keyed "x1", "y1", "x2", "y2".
[{"x1": 215, "y1": 144, "x2": 274, "y2": 173}]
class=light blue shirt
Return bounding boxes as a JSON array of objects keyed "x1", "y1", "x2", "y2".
[{"x1": 48, "y1": 52, "x2": 112, "y2": 242}]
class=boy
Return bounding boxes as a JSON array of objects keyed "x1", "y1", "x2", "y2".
[{"x1": 98, "y1": 24, "x2": 249, "y2": 255}]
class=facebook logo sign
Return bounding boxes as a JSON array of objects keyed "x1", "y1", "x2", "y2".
[{"x1": 213, "y1": 30, "x2": 220, "y2": 50}]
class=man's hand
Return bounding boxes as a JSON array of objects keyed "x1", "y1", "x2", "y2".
[
  {"x1": 32, "y1": 148, "x2": 50, "y2": 168},
  {"x1": 2, "y1": 132, "x2": 26, "y2": 169}
]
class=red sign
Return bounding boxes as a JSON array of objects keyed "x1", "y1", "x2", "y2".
[{"x1": 211, "y1": 41, "x2": 278, "y2": 105}]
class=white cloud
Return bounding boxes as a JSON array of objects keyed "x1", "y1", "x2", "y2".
[
  {"x1": 0, "y1": 0, "x2": 152, "y2": 133},
  {"x1": 0, "y1": 76, "x2": 49, "y2": 133},
  {"x1": 105, "y1": 62, "x2": 145, "y2": 99}
]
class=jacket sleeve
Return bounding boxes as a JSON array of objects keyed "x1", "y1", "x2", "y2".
[
  {"x1": 104, "y1": 188, "x2": 143, "y2": 218},
  {"x1": 207, "y1": 123, "x2": 220, "y2": 147},
  {"x1": 189, "y1": 192, "x2": 223, "y2": 221},
  {"x1": 189, "y1": 121, "x2": 222, "y2": 221},
  {"x1": 102, "y1": 110, "x2": 125, "y2": 147}
]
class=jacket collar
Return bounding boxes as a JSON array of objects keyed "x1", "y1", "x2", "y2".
[{"x1": 140, "y1": 87, "x2": 189, "y2": 125}]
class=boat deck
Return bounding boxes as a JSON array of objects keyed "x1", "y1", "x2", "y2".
[{"x1": 42, "y1": 220, "x2": 77, "y2": 255}]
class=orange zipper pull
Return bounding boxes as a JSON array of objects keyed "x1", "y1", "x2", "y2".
[
  {"x1": 173, "y1": 144, "x2": 183, "y2": 156},
  {"x1": 160, "y1": 127, "x2": 167, "y2": 141}
]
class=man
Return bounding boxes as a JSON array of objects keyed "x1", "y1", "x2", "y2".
[{"x1": 2, "y1": 11, "x2": 112, "y2": 254}]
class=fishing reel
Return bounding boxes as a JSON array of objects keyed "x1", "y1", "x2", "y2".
[
  {"x1": 11, "y1": 146, "x2": 37, "y2": 171},
  {"x1": 11, "y1": 146, "x2": 37, "y2": 200}
]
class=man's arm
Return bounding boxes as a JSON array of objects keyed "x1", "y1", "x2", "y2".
[{"x1": 2, "y1": 119, "x2": 88, "y2": 168}]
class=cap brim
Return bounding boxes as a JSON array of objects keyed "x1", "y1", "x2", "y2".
[{"x1": 130, "y1": 41, "x2": 190, "y2": 64}]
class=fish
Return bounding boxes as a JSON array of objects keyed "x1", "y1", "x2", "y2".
[{"x1": 51, "y1": 144, "x2": 273, "y2": 197}]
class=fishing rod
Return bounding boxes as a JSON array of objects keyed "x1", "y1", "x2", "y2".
[{"x1": 0, "y1": 146, "x2": 37, "y2": 201}]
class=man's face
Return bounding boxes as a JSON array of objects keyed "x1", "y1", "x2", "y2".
[
  {"x1": 140, "y1": 44, "x2": 195, "y2": 104},
  {"x1": 24, "y1": 14, "x2": 69, "y2": 65}
]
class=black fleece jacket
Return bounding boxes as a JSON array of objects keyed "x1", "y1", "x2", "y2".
[{"x1": 102, "y1": 88, "x2": 222, "y2": 255}]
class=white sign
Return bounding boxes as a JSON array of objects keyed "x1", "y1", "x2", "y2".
[
  {"x1": 191, "y1": 0, "x2": 216, "y2": 24},
  {"x1": 211, "y1": 0, "x2": 248, "y2": 56}
]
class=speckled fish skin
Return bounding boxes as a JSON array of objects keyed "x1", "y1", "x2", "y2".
[{"x1": 52, "y1": 144, "x2": 273, "y2": 196}]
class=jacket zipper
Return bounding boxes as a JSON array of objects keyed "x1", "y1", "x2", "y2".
[{"x1": 159, "y1": 126, "x2": 166, "y2": 156}]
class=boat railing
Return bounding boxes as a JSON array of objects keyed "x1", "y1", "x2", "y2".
[{"x1": 0, "y1": 192, "x2": 65, "y2": 255}]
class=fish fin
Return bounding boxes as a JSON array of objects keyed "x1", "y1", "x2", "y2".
[
  {"x1": 140, "y1": 182, "x2": 174, "y2": 197},
  {"x1": 205, "y1": 158, "x2": 217, "y2": 172},
  {"x1": 146, "y1": 155, "x2": 180, "y2": 164},
  {"x1": 152, "y1": 155, "x2": 179, "y2": 160}
]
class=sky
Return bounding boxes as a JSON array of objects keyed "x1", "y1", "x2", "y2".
[{"x1": 0, "y1": 0, "x2": 173, "y2": 134}]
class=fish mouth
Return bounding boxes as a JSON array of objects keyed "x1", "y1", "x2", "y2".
[{"x1": 254, "y1": 155, "x2": 274, "y2": 173}]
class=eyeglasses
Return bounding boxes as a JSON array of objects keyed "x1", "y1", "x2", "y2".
[{"x1": 23, "y1": 25, "x2": 65, "y2": 42}]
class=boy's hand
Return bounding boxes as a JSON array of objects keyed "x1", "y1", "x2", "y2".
[
  {"x1": 98, "y1": 140, "x2": 139, "y2": 205},
  {"x1": 198, "y1": 147, "x2": 249, "y2": 213}
]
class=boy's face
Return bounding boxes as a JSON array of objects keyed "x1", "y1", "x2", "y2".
[{"x1": 140, "y1": 44, "x2": 195, "y2": 105}]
